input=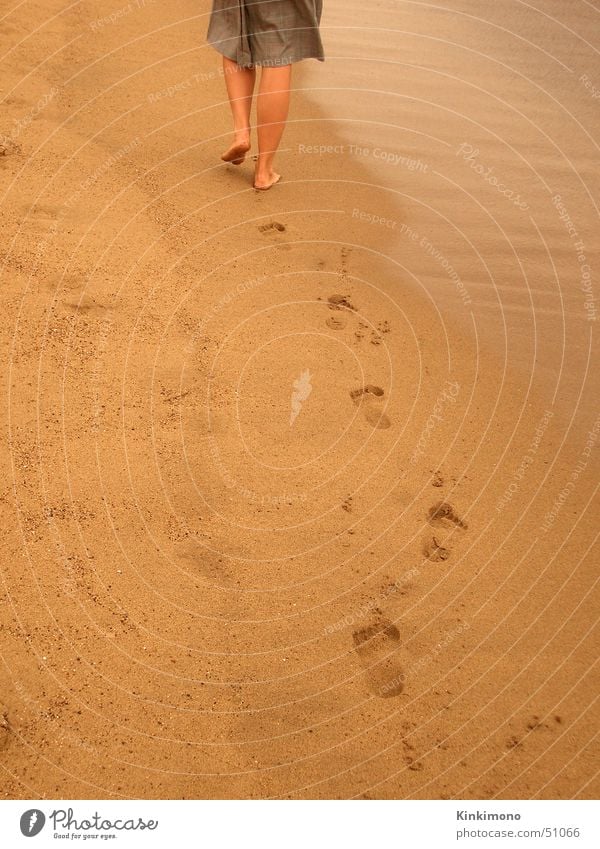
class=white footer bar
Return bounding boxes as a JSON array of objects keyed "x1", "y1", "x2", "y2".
[{"x1": 0, "y1": 800, "x2": 597, "y2": 848}]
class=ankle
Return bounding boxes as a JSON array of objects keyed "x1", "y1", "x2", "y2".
[{"x1": 255, "y1": 157, "x2": 274, "y2": 175}]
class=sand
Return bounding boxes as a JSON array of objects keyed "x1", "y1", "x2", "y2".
[{"x1": 0, "y1": 0, "x2": 598, "y2": 799}]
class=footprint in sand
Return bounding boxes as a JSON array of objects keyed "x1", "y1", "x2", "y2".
[
  {"x1": 422, "y1": 501, "x2": 467, "y2": 562},
  {"x1": 176, "y1": 541, "x2": 231, "y2": 585},
  {"x1": 328, "y1": 293, "x2": 355, "y2": 311},
  {"x1": 428, "y1": 501, "x2": 468, "y2": 530},
  {"x1": 350, "y1": 384, "x2": 384, "y2": 400},
  {"x1": 326, "y1": 293, "x2": 355, "y2": 330},
  {"x1": 62, "y1": 293, "x2": 108, "y2": 317},
  {"x1": 326, "y1": 313, "x2": 347, "y2": 330},
  {"x1": 422, "y1": 535, "x2": 450, "y2": 562},
  {"x1": 352, "y1": 616, "x2": 404, "y2": 698},
  {"x1": 364, "y1": 406, "x2": 391, "y2": 429},
  {"x1": 258, "y1": 221, "x2": 286, "y2": 233},
  {"x1": 350, "y1": 385, "x2": 391, "y2": 429}
]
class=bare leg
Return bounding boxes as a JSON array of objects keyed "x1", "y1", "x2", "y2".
[
  {"x1": 254, "y1": 64, "x2": 292, "y2": 190},
  {"x1": 221, "y1": 56, "x2": 255, "y2": 164}
]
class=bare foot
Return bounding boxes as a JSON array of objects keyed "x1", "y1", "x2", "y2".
[
  {"x1": 221, "y1": 137, "x2": 251, "y2": 165},
  {"x1": 254, "y1": 171, "x2": 281, "y2": 191}
]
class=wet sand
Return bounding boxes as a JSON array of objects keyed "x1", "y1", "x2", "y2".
[{"x1": 0, "y1": 1, "x2": 598, "y2": 799}]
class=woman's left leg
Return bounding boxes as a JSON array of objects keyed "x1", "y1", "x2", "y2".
[
  {"x1": 254, "y1": 64, "x2": 292, "y2": 189},
  {"x1": 221, "y1": 56, "x2": 256, "y2": 164}
]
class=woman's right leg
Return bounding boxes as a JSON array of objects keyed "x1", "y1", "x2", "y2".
[{"x1": 221, "y1": 56, "x2": 256, "y2": 164}]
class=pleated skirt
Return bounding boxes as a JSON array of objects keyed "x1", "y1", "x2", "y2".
[{"x1": 207, "y1": 0, "x2": 325, "y2": 67}]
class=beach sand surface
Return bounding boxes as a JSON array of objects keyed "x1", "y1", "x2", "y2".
[{"x1": 0, "y1": 1, "x2": 598, "y2": 799}]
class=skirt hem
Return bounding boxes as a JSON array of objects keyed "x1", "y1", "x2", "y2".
[{"x1": 209, "y1": 40, "x2": 325, "y2": 67}]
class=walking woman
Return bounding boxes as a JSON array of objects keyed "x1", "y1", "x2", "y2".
[{"x1": 207, "y1": 1, "x2": 325, "y2": 190}]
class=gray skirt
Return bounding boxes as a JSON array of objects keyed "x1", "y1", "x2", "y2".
[{"x1": 207, "y1": 0, "x2": 324, "y2": 68}]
